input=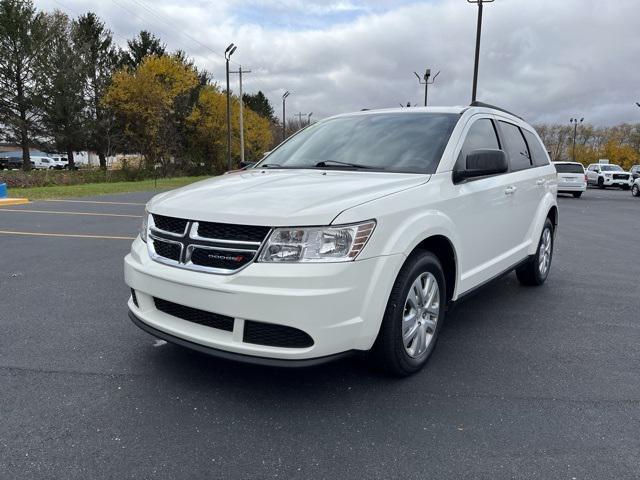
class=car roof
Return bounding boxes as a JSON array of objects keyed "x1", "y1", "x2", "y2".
[
  {"x1": 331, "y1": 105, "x2": 524, "y2": 124},
  {"x1": 553, "y1": 161, "x2": 583, "y2": 165}
]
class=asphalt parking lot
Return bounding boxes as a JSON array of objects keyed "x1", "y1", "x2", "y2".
[{"x1": 1, "y1": 187, "x2": 639, "y2": 479}]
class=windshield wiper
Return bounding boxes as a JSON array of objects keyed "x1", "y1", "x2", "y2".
[{"x1": 314, "y1": 160, "x2": 378, "y2": 169}]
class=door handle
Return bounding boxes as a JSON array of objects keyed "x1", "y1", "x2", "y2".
[
  {"x1": 504, "y1": 186, "x2": 517, "y2": 195},
  {"x1": 536, "y1": 179, "x2": 545, "y2": 186}
]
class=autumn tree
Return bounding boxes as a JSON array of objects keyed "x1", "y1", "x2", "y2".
[
  {"x1": 104, "y1": 55, "x2": 198, "y2": 170},
  {"x1": 0, "y1": 0, "x2": 49, "y2": 170},
  {"x1": 74, "y1": 12, "x2": 118, "y2": 169},
  {"x1": 187, "y1": 85, "x2": 272, "y2": 172}
]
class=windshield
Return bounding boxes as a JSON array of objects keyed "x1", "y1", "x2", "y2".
[
  {"x1": 600, "y1": 165, "x2": 623, "y2": 171},
  {"x1": 256, "y1": 113, "x2": 459, "y2": 174},
  {"x1": 554, "y1": 163, "x2": 584, "y2": 174}
]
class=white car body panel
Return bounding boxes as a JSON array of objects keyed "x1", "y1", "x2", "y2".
[{"x1": 125, "y1": 106, "x2": 558, "y2": 361}]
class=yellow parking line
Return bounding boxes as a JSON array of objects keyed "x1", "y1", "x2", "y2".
[
  {"x1": 43, "y1": 199, "x2": 146, "y2": 206},
  {"x1": 0, "y1": 208, "x2": 141, "y2": 218},
  {"x1": 0, "y1": 230, "x2": 135, "y2": 240}
]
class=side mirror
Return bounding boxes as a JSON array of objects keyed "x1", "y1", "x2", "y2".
[{"x1": 453, "y1": 149, "x2": 508, "y2": 183}]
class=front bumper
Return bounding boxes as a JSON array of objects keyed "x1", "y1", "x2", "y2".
[
  {"x1": 125, "y1": 237, "x2": 404, "y2": 361},
  {"x1": 601, "y1": 176, "x2": 632, "y2": 187}
]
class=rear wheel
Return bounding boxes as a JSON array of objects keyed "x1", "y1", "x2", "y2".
[
  {"x1": 572, "y1": 192, "x2": 582, "y2": 198},
  {"x1": 516, "y1": 218, "x2": 554, "y2": 286},
  {"x1": 632, "y1": 184, "x2": 640, "y2": 197},
  {"x1": 372, "y1": 251, "x2": 446, "y2": 376}
]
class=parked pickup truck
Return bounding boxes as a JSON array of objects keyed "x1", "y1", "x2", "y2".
[{"x1": 586, "y1": 163, "x2": 633, "y2": 189}]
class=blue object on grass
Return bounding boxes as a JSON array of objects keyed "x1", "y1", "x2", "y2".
[{"x1": 0, "y1": 183, "x2": 7, "y2": 199}]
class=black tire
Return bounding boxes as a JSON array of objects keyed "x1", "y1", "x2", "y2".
[
  {"x1": 632, "y1": 184, "x2": 640, "y2": 197},
  {"x1": 597, "y1": 177, "x2": 605, "y2": 189},
  {"x1": 621, "y1": 184, "x2": 630, "y2": 191},
  {"x1": 372, "y1": 251, "x2": 446, "y2": 376},
  {"x1": 572, "y1": 192, "x2": 582, "y2": 198},
  {"x1": 516, "y1": 218, "x2": 554, "y2": 286}
]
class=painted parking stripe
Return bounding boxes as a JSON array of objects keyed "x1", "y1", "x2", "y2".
[
  {"x1": 42, "y1": 199, "x2": 146, "y2": 206},
  {"x1": 0, "y1": 230, "x2": 135, "y2": 240},
  {"x1": 0, "y1": 208, "x2": 142, "y2": 218}
]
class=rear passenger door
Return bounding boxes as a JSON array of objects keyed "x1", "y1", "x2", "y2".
[{"x1": 495, "y1": 120, "x2": 542, "y2": 258}]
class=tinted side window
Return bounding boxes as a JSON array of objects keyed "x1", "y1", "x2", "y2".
[
  {"x1": 499, "y1": 121, "x2": 531, "y2": 171},
  {"x1": 461, "y1": 119, "x2": 500, "y2": 156},
  {"x1": 523, "y1": 130, "x2": 549, "y2": 167}
]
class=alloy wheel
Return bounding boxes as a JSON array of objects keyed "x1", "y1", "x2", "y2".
[
  {"x1": 538, "y1": 227, "x2": 552, "y2": 276},
  {"x1": 402, "y1": 272, "x2": 440, "y2": 358}
]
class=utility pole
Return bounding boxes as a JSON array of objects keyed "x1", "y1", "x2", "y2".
[
  {"x1": 282, "y1": 91, "x2": 290, "y2": 141},
  {"x1": 294, "y1": 112, "x2": 308, "y2": 129},
  {"x1": 225, "y1": 43, "x2": 237, "y2": 171},
  {"x1": 413, "y1": 69, "x2": 440, "y2": 106},
  {"x1": 468, "y1": 0, "x2": 493, "y2": 103},
  {"x1": 570, "y1": 117, "x2": 584, "y2": 162},
  {"x1": 307, "y1": 112, "x2": 313, "y2": 126},
  {"x1": 230, "y1": 66, "x2": 251, "y2": 164}
]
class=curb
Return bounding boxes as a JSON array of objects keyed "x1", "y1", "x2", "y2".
[{"x1": 0, "y1": 198, "x2": 30, "y2": 206}]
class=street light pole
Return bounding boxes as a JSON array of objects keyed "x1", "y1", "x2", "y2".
[
  {"x1": 413, "y1": 68, "x2": 440, "y2": 106},
  {"x1": 230, "y1": 66, "x2": 251, "y2": 165},
  {"x1": 468, "y1": 0, "x2": 493, "y2": 103},
  {"x1": 570, "y1": 117, "x2": 584, "y2": 162},
  {"x1": 307, "y1": 112, "x2": 313, "y2": 126},
  {"x1": 282, "y1": 91, "x2": 290, "y2": 141},
  {"x1": 225, "y1": 43, "x2": 237, "y2": 171}
]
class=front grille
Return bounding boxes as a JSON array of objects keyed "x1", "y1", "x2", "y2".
[
  {"x1": 197, "y1": 222, "x2": 270, "y2": 243},
  {"x1": 154, "y1": 298, "x2": 234, "y2": 332},
  {"x1": 152, "y1": 238, "x2": 181, "y2": 262},
  {"x1": 130, "y1": 289, "x2": 139, "y2": 308},
  {"x1": 190, "y1": 247, "x2": 253, "y2": 270},
  {"x1": 243, "y1": 320, "x2": 314, "y2": 348},
  {"x1": 152, "y1": 214, "x2": 188, "y2": 234},
  {"x1": 613, "y1": 174, "x2": 629, "y2": 180},
  {"x1": 148, "y1": 215, "x2": 271, "y2": 274}
]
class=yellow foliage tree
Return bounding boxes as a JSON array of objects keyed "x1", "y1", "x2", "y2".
[
  {"x1": 103, "y1": 55, "x2": 199, "y2": 168},
  {"x1": 187, "y1": 85, "x2": 272, "y2": 172}
]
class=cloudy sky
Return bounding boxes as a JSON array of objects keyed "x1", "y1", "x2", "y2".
[{"x1": 36, "y1": 0, "x2": 640, "y2": 126}]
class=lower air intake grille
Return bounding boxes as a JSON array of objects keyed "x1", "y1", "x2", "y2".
[
  {"x1": 154, "y1": 298, "x2": 234, "y2": 332},
  {"x1": 243, "y1": 320, "x2": 314, "y2": 348}
]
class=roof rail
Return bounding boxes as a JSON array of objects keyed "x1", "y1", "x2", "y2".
[{"x1": 467, "y1": 101, "x2": 523, "y2": 119}]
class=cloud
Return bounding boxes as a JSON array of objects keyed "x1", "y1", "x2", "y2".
[{"x1": 36, "y1": 0, "x2": 640, "y2": 126}]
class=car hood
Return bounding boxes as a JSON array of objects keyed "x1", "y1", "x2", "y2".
[{"x1": 149, "y1": 169, "x2": 429, "y2": 226}]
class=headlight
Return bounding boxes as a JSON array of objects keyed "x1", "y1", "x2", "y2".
[
  {"x1": 258, "y1": 220, "x2": 376, "y2": 263},
  {"x1": 140, "y1": 210, "x2": 148, "y2": 243}
]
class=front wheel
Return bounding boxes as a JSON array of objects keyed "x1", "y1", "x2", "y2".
[
  {"x1": 632, "y1": 184, "x2": 640, "y2": 197},
  {"x1": 516, "y1": 218, "x2": 554, "y2": 286},
  {"x1": 572, "y1": 192, "x2": 582, "y2": 198},
  {"x1": 597, "y1": 177, "x2": 605, "y2": 189},
  {"x1": 372, "y1": 251, "x2": 446, "y2": 376}
]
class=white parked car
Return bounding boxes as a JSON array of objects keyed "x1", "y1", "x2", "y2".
[
  {"x1": 586, "y1": 163, "x2": 633, "y2": 190},
  {"x1": 125, "y1": 104, "x2": 558, "y2": 375},
  {"x1": 31, "y1": 156, "x2": 58, "y2": 170},
  {"x1": 553, "y1": 161, "x2": 587, "y2": 198},
  {"x1": 632, "y1": 178, "x2": 640, "y2": 197}
]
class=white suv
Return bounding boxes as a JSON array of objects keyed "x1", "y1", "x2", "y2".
[{"x1": 125, "y1": 104, "x2": 558, "y2": 375}]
